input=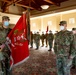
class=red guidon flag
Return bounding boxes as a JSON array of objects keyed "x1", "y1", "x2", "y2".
[{"x1": 7, "y1": 13, "x2": 29, "y2": 69}]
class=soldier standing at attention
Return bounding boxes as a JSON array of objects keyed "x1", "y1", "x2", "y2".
[
  {"x1": 54, "y1": 21, "x2": 76, "y2": 75},
  {"x1": 54, "y1": 31, "x2": 58, "y2": 39},
  {"x1": 33, "y1": 32, "x2": 36, "y2": 46},
  {"x1": 30, "y1": 31, "x2": 33, "y2": 48},
  {"x1": 35, "y1": 32, "x2": 40, "y2": 50},
  {"x1": 0, "y1": 16, "x2": 11, "y2": 75},
  {"x1": 45, "y1": 32, "x2": 48, "y2": 47},
  {"x1": 71, "y1": 28, "x2": 76, "y2": 69},
  {"x1": 47, "y1": 30, "x2": 54, "y2": 51},
  {"x1": 41, "y1": 32, "x2": 45, "y2": 47}
]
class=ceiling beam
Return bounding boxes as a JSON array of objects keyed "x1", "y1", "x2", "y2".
[
  {"x1": 16, "y1": 3, "x2": 34, "y2": 9},
  {"x1": 0, "y1": 0, "x2": 34, "y2": 9},
  {"x1": 1, "y1": 0, "x2": 22, "y2": 6},
  {"x1": 31, "y1": 0, "x2": 42, "y2": 10},
  {"x1": 44, "y1": 0, "x2": 60, "y2": 6},
  {"x1": 1, "y1": 2, "x2": 9, "y2": 12},
  {"x1": 1, "y1": 0, "x2": 12, "y2": 3}
]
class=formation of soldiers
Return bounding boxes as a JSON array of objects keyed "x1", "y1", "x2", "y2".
[{"x1": 30, "y1": 30, "x2": 54, "y2": 51}]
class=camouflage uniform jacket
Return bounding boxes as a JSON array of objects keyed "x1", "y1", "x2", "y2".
[
  {"x1": 45, "y1": 33, "x2": 48, "y2": 40},
  {"x1": 0, "y1": 27, "x2": 11, "y2": 44},
  {"x1": 35, "y1": 34, "x2": 40, "y2": 42},
  {"x1": 54, "y1": 30, "x2": 75, "y2": 57},
  {"x1": 74, "y1": 34, "x2": 76, "y2": 51},
  {"x1": 30, "y1": 33, "x2": 33, "y2": 41},
  {"x1": 33, "y1": 33, "x2": 36, "y2": 42},
  {"x1": 47, "y1": 33, "x2": 54, "y2": 41},
  {"x1": 0, "y1": 26, "x2": 11, "y2": 62},
  {"x1": 40, "y1": 34, "x2": 45, "y2": 40}
]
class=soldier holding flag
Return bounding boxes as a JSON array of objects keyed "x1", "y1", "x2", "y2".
[{"x1": 0, "y1": 16, "x2": 11, "y2": 75}]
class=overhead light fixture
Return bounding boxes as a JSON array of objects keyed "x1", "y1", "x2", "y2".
[
  {"x1": 41, "y1": 5, "x2": 49, "y2": 9},
  {"x1": 13, "y1": 3, "x2": 15, "y2": 6}
]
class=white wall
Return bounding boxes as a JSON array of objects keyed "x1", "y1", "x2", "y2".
[{"x1": 0, "y1": 12, "x2": 21, "y2": 24}]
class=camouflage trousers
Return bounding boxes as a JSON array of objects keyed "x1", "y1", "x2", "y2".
[
  {"x1": 35, "y1": 41, "x2": 40, "y2": 49},
  {"x1": 45, "y1": 39, "x2": 48, "y2": 47},
  {"x1": 0, "y1": 60, "x2": 11, "y2": 75},
  {"x1": 41, "y1": 40, "x2": 44, "y2": 46},
  {"x1": 48, "y1": 41, "x2": 53, "y2": 49},
  {"x1": 72, "y1": 56, "x2": 76, "y2": 66},
  {"x1": 0, "y1": 56, "x2": 12, "y2": 75},
  {"x1": 56, "y1": 56, "x2": 73, "y2": 75},
  {"x1": 30, "y1": 40, "x2": 33, "y2": 48}
]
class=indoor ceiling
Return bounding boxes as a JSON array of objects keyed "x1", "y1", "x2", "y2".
[{"x1": 0, "y1": 0, "x2": 69, "y2": 15}]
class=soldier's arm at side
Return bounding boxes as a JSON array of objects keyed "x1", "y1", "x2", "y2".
[
  {"x1": 69, "y1": 33, "x2": 76, "y2": 58},
  {"x1": 54, "y1": 38, "x2": 58, "y2": 54}
]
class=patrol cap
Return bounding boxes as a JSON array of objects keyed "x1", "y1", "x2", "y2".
[
  {"x1": 72, "y1": 28, "x2": 76, "y2": 30},
  {"x1": 2, "y1": 16, "x2": 10, "y2": 21},
  {"x1": 59, "y1": 21, "x2": 67, "y2": 25},
  {"x1": 49, "y1": 30, "x2": 52, "y2": 32},
  {"x1": 37, "y1": 32, "x2": 39, "y2": 33},
  {"x1": 56, "y1": 30, "x2": 58, "y2": 32}
]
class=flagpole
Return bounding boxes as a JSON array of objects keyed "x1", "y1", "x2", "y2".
[
  {"x1": 23, "y1": 11, "x2": 27, "y2": 38},
  {"x1": 26, "y1": 8, "x2": 30, "y2": 43}
]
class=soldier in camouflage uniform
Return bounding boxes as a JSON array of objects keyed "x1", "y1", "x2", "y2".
[
  {"x1": 30, "y1": 31, "x2": 33, "y2": 48},
  {"x1": 0, "y1": 16, "x2": 11, "y2": 75},
  {"x1": 40, "y1": 32, "x2": 45, "y2": 47},
  {"x1": 54, "y1": 31, "x2": 58, "y2": 39},
  {"x1": 72, "y1": 28, "x2": 76, "y2": 69},
  {"x1": 33, "y1": 32, "x2": 36, "y2": 44},
  {"x1": 45, "y1": 32, "x2": 48, "y2": 47},
  {"x1": 35, "y1": 32, "x2": 40, "y2": 50},
  {"x1": 47, "y1": 30, "x2": 54, "y2": 51},
  {"x1": 54, "y1": 21, "x2": 76, "y2": 75}
]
